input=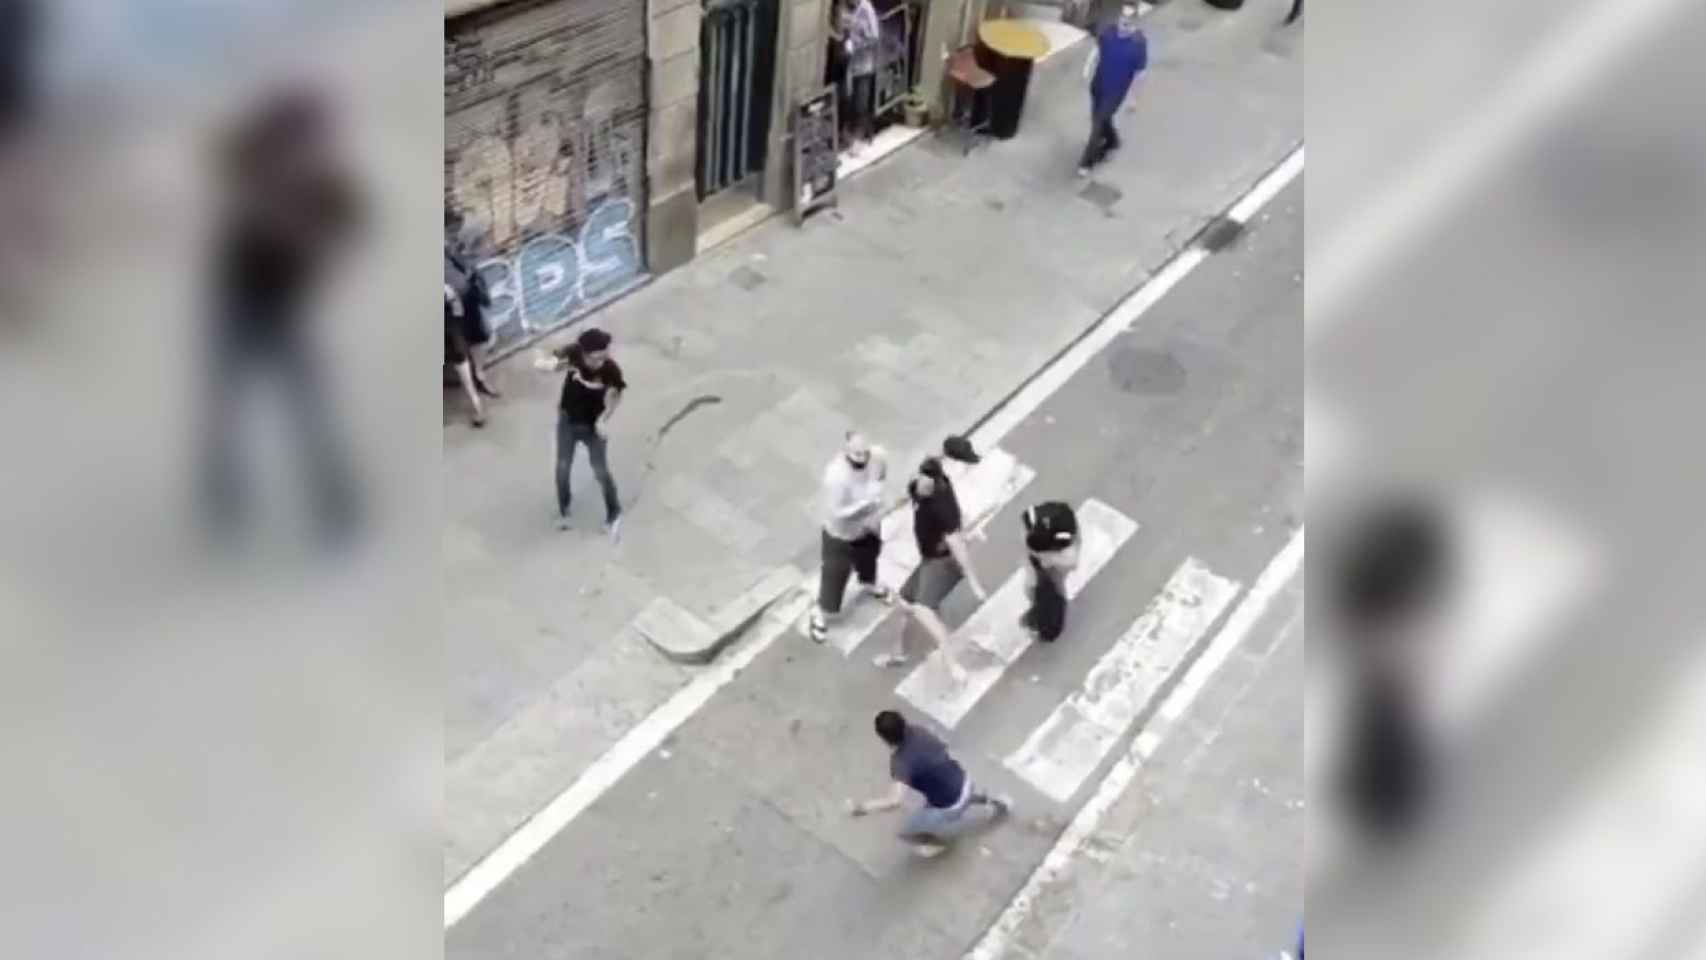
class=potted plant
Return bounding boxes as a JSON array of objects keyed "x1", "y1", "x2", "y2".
[{"x1": 902, "y1": 88, "x2": 929, "y2": 127}]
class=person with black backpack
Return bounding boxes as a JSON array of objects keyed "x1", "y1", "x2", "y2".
[{"x1": 1021, "y1": 501, "x2": 1080, "y2": 642}]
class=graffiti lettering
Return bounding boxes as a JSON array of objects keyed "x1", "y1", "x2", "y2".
[{"x1": 473, "y1": 199, "x2": 643, "y2": 346}]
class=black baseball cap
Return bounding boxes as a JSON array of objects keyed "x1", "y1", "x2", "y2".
[{"x1": 942, "y1": 434, "x2": 980, "y2": 464}]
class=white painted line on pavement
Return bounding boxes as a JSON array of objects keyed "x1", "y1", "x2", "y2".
[
  {"x1": 446, "y1": 149, "x2": 1307, "y2": 930},
  {"x1": 827, "y1": 449, "x2": 1038, "y2": 655},
  {"x1": 1005, "y1": 557, "x2": 1241, "y2": 803},
  {"x1": 968, "y1": 144, "x2": 1303, "y2": 454},
  {"x1": 443, "y1": 590, "x2": 814, "y2": 929},
  {"x1": 1227, "y1": 146, "x2": 1305, "y2": 224},
  {"x1": 964, "y1": 527, "x2": 1303, "y2": 960},
  {"x1": 897, "y1": 499, "x2": 1139, "y2": 730}
]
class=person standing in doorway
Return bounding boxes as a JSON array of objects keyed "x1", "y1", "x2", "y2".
[
  {"x1": 1078, "y1": 4, "x2": 1148, "y2": 178},
  {"x1": 849, "y1": 710, "x2": 1011, "y2": 858},
  {"x1": 547, "y1": 327, "x2": 625, "y2": 540},
  {"x1": 841, "y1": 0, "x2": 881, "y2": 156},
  {"x1": 873, "y1": 445, "x2": 990, "y2": 676},
  {"x1": 808, "y1": 430, "x2": 895, "y2": 644}
]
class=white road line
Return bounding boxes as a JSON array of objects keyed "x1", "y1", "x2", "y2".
[
  {"x1": 967, "y1": 144, "x2": 1302, "y2": 454},
  {"x1": 1005, "y1": 557, "x2": 1241, "y2": 804},
  {"x1": 443, "y1": 590, "x2": 813, "y2": 929},
  {"x1": 824, "y1": 449, "x2": 1038, "y2": 655},
  {"x1": 1227, "y1": 146, "x2": 1305, "y2": 224},
  {"x1": 965, "y1": 527, "x2": 1304, "y2": 960},
  {"x1": 444, "y1": 149, "x2": 1305, "y2": 930},
  {"x1": 896, "y1": 499, "x2": 1139, "y2": 730}
]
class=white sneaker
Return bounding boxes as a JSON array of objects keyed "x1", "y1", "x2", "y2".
[{"x1": 606, "y1": 516, "x2": 623, "y2": 543}]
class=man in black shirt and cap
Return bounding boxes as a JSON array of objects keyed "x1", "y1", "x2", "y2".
[
  {"x1": 873, "y1": 436, "x2": 990, "y2": 677},
  {"x1": 545, "y1": 327, "x2": 626, "y2": 540}
]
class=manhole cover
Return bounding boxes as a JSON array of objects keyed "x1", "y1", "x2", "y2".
[
  {"x1": 730, "y1": 266, "x2": 767, "y2": 291},
  {"x1": 1079, "y1": 181, "x2": 1122, "y2": 211},
  {"x1": 1107, "y1": 347, "x2": 1187, "y2": 395}
]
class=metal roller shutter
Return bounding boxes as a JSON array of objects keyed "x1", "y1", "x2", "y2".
[{"x1": 446, "y1": 0, "x2": 649, "y2": 352}]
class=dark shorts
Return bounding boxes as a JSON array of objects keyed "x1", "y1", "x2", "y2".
[
  {"x1": 819, "y1": 530, "x2": 881, "y2": 614},
  {"x1": 900, "y1": 554, "x2": 963, "y2": 609}
]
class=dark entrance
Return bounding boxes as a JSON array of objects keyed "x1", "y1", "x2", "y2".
[{"x1": 696, "y1": 0, "x2": 780, "y2": 199}]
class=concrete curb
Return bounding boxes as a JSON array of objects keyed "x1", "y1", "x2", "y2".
[{"x1": 633, "y1": 565, "x2": 805, "y2": 664}]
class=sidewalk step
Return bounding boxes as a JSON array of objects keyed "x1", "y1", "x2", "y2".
[
  {"x1": 1004, "y1": 556, "x2": 1240, "y2": 803},
  {"x1": 635, "y1": 564, "x2": 804, "y2": 664},
  {"x1": 895, "y1": 498, "x2": 1140, "y2": 729}
]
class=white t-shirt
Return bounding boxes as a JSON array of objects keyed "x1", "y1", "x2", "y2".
[{"x1": 821, "y1": 447, "x2": 887, "y2": 540}]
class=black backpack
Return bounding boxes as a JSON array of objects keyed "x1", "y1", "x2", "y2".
[{"x1": 1022, "y1": 501, "x2": 1078, "y2": 554}]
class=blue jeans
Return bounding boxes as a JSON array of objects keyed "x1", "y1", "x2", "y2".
[
  {"x1": 898, "y1": 785, "x2": 1002, "y2": 843},
  {"x1": 555, "y1": 415, "x2": 621, "y2": 523}
]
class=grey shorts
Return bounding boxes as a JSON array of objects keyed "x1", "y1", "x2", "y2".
[
  {"x1": 898, "y1": 785, "x2": 1000, "y2": 843},
  {"x1": 900, "y1": 554, "x2": 963, "y2": 609}
]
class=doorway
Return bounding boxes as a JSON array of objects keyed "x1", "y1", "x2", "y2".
[{"x1": 696, "y1": 0, "x2": 780, "y2": 201}]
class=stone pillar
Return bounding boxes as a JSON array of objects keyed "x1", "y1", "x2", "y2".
[
  {"x1": 646, "y1": 0, "x2": 703, "y2": 274},
  {"x1": 761, "y1": 0, "x2": 831, "y2": 210}
]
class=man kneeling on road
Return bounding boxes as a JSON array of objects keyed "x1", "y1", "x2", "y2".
[
  {"x1": 849, "y1": 709, "x2": 1011, "y2": 857},
  {"x1": 809, "y1": 431, "x2": 895, "y2": 643}
]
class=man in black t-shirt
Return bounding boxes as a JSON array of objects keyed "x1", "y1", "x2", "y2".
[
  {"x1": 547, "y1": 327, "x2": 626, "y2": 539},
  {"x1": 874, "y1": 440, "x2": 989, "y2": 675}
]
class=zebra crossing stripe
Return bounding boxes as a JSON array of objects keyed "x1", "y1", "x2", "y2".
[
  {"x1": 1004, "y1": 557, "x2": 1241, "y2": 804},
  {"x1": 895, "y1": 498, "x2": 1139, "y2": 730},
  {"x1": 821, "y1": 448, "x2": 1037, "y2": 655}
]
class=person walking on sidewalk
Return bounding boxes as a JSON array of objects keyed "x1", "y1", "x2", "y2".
[
  {"x1": 849, "y1": 710, "x2": 1011, "y2": 858},
  {"x1": 840, "y1": 0, "x2": 881, "y2": 156},
  {"x1": 873, "y1": 442, "x2": 991, "y2": 676},
  {"x1": 808, "y1": 430, "x2": 895, "y2": 643},
  {"x1": 444, "y1": 235, "x2": 499, "y2": 419},
  {"x1": 547, "y1": 327, "x2": 625, "y2": 540},
  {"x1": 1078, "y1": 4, "x2": 1148, "y2": 178}
]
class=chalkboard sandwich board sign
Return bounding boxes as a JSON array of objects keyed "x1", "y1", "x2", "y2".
[{"x1": 793, "y1": 86, "x2": 840, "y2": 225}]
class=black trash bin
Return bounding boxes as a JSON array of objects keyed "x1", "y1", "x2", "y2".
[{"x1": 973, "y1": 20, "x2": 1049, "y2": 140}]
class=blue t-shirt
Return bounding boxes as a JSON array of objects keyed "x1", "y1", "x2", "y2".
[
  {"x1": 1091, "y1": 27, "x2": 1147, "y2": 115},
  {"x1": 890, "y1": 726, "x2": 966, "y2": 809}
]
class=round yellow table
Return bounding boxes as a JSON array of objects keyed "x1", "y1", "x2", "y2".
[
  {"x1": 977, "y1": 20, "x2": 1051, "y2": 61},
  {"x1": 974, "y1": 20, "x2": 1051, "y2": 139}
]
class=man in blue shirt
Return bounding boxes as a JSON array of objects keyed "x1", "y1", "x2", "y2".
[
  {"x1": 1078, "y1": 5, "x2": 1148, "y2": 177},
  {"x1": 850, "y1": 710, "x2": 1011, "y2": 857}
]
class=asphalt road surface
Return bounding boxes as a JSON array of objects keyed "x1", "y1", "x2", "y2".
[{"x1": 446, "y1": 178, "x2": 1304, "y2": 960}]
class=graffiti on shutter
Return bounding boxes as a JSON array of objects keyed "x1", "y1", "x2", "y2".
[{"x1": 445, "y1": 0, "x2": 648, "y2": 351}]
